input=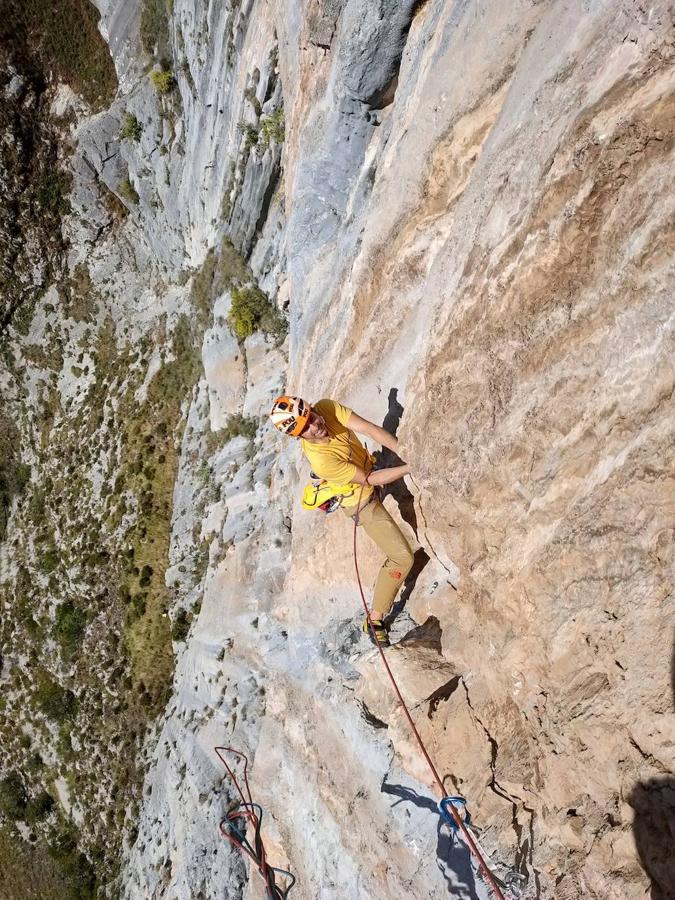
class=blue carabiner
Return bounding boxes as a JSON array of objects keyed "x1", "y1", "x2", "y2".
[{"x1": 438, "y1": 796, "x2": 471, "y2": 832}]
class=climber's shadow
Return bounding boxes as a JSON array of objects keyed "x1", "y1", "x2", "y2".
[
  {"x1": 381, "y1": 779, "x2": 481, "y2": 899},
  {"x1": 629, "y1": 637, "x2": 675, "y2": 898},
  {"x1": 379, "y1": 388, "x2": 418, "y2": 534},
  {"x1": 630, "y1": 775, "x2": 675, "y2": 898},
  {"x1": 379, "y1": 388, "x2": 430, "y2": 625}
]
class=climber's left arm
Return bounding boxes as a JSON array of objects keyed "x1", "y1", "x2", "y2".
[{"x1": 347, "y1": 411, "x2": 399, "y2": 455}]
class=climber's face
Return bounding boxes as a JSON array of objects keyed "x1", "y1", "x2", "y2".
[{"x1": 301, "y1": 411, "x2": 328, "y2": 440}]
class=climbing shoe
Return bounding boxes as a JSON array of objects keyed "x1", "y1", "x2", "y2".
[{"x1": 362, "y1": 617, "x2": 390, "y2": 647}]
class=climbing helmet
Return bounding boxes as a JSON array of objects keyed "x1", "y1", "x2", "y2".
[{"x1": 270, "y1": 395, "x2": 312, "y2": 437}]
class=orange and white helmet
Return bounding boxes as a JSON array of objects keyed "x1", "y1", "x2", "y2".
[{"x1": 270, "y1": 395, "x2": 312, "y2": 437}]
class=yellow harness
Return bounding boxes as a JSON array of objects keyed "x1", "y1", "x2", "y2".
[
  {"x1": 301, "y1": 451, "x2": 377, "y2": 514},
  {"x1": 301, "y1": 478, "x2": 355, "y2": 513}
]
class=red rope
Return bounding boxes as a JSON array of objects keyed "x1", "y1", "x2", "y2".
[
  {"x1": 214, "y1": 746, "x2": 276, "y2": 897},
  {"x1": 353, "y1": 479, "x2": 506, "y2": 900}
]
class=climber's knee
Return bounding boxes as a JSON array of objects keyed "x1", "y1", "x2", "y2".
[{"x1": 386, "y1": 546, "x2": 414, "y2": 584}]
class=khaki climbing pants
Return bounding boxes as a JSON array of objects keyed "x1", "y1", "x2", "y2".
[{"x1": 343, "y1": 498, "x2": 414, "y2": 619}]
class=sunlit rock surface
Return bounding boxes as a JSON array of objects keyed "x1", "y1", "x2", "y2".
[{"x1": 1, "y1": 1, "x2": 672, "y2": 899}]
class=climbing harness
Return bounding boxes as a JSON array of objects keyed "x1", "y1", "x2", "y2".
[
  {"x1": 215, "y1": 746, "x2": 296, "y2": 900},
  {"x1": 353, "y1": 477, "x2": 507, "y2": 900},
  {"x1": 301, "y1": 472, "x2": 354, "y2": 513},
  {"x1": 346, "y1": 485, "x2": 379, "y2": 518},
  {"x1": 300, "y1": 436, "x2": 379, "y2": 515}
]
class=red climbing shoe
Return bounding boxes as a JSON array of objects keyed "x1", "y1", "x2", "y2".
[{"x1": 362, "y1": 617, "x2": 390, "y2": 647}]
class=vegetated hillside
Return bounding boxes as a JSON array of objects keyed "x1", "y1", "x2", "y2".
[
  {"x1": 1, "y1": 2, "x2": 673, "y2": 900},
  {"x1": 0, "y1": 0, "x2": 286, "y2": 895},
  {"x1": 128, "y1": 3, "x2": 672, "y2": 900}
]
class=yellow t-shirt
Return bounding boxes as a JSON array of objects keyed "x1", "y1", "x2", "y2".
[{"x1": 301, "y1": 399, "x2": 374, "y2": 509}]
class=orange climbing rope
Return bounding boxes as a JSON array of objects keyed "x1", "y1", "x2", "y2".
[{"x1": 354, "y1": 478, "x2": 507, "y2": 900}]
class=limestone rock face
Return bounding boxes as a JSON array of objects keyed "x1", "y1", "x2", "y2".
[
  {"x1": 257, "y1": 0, "x2": 673, "y2": 892},
  {"x1": 202, "y1": 293, "x2": 245, "y2": 430},
  {"x1": 124, "y1": 1, "x2": 674, "y2": 898},
  {"x1": 1, "y1": 1, "x2": 673, "y2": 899}
]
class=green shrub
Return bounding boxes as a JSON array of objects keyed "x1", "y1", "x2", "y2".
[
  {"x1": 150, "y1": 69, "x2": 176, "y2": 94},
  {"x1": 224, "y1": 413, "x2": 257, "y2": 441},
  {"x1": 24, "y1": 791, "x2": 55, "y2": 824},
  {"x1": 35, "y1": 674, "x2": 77, "y2": 722},
  {"x1": 229, "y1": 288, "x2": 258, "y2": 339},
  {"x1": 0, "y1": 414, "x2": 30, "y2": 542},
  {"x1": 190, "y1": 240, "x2": 251, "y2": 323},
  {"x1": 244, "y1": 86, "x2": 262, "y2": 116},
  {"x1": 26, "y1": 753, "x2": 44, "y2": 773},
  {"x1": 129, "y1": 593, "x2": 146, "y2": 620},
  {"x1": 118, "y1": 176, "x2": 139, "y2": 205},
  {"x1": 218, "y1": 239, "x2": 249, "y2": 287},
  {"x1": 48, "y1": 826, "x2": 96, "y2": 900},
  {"x1": 28, "y1": 488, "x2": 45, "y2": 522},
  {"x1": 40, "y1": 546, "x2": 59, "y2": 574},
  {"x1": 119, "y1": 113, "x2": 142, "y2": 141},
  {"x1": 237, "y1": 122, "x2": 259, "y2": 150},
  {"x1": 258, "y1": 108, "x2": 285, "y2": 150},
  {"x1": 210, "y1": 414, "x2": 257, "y2": 447},
  {"x1": 54, "y1": 601, "x2": 87, "y2": 646},
  {"x1": 180, "y1": 59, "x2": 196, "y2": 94},
  {"x1": 0, "y1": 772, "x2": 27, "y2": 820},
  {"x1": 171, "y1": 608, "x2": 191, "y2": 643},
  {"x1": 36, "y1": 170, "x2": 73, "y2": 217},
  {"x1": 3, "y1": 0, "x2": 118, "y2": 110},
  {"x1": 228, "y1": 286, "x2": 287, "y2": 342}
]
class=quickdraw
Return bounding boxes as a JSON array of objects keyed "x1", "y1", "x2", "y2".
[{"x1": 438, "y1": 796, "x2": 471, "y2": 833}]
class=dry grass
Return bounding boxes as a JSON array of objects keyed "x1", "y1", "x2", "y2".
[
  {"x1": 118, "y1": 315, "x2": 201, "y2": 712},
  {"x1": 0, "y1": 0, "x2": 117, "y2": 110},
  {"x1": 0, "y1": 826, "x2": 90, "y2": 900}
]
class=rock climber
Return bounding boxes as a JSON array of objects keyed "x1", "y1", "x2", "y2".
[{"x1": 270, "y1": 396, "x2": 414, "y2": 647}]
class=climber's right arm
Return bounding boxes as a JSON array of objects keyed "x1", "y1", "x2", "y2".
[{"x1": 351, "y1": 464, "x2": 410, "y2": 487}]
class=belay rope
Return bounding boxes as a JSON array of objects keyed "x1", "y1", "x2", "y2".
[
  {"x1": 215, "y1": 746, "x2": 296, "y2": 899},
  {"x1": 212, "y1": 475, "x2": 507, "y2": 899},
  {"x1": 354, "y1": 476, "x2": 507, "y2": 900}
]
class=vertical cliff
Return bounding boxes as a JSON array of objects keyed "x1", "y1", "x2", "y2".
[{"x1": 0, "y1": 1, "x2": 672, "y2": 899}]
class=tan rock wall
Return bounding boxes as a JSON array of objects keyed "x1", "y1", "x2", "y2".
[
  {"x1": 282, "y1": 1, "x2": 674, "y2": 896},
  {"x1": 114, "y1": 2, "x2": 673, "y2": 897}
]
